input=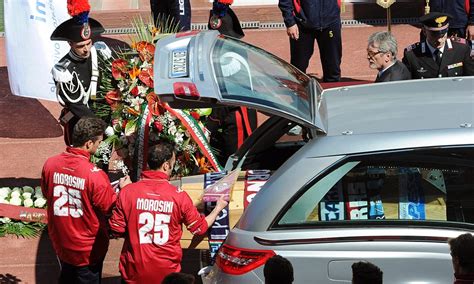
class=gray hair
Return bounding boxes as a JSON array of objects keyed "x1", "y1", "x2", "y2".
[{"x1": 368, "y1": 31, "x2": 398, "y2": 60}]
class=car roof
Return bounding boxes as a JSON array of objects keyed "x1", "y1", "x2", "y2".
[{"x1": 321, "y1": 76, "x2": 474, "y2": 136}]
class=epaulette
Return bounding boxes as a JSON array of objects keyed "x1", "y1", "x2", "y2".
[
  {"x1": 94, "y1": 41, "x2": 112, "y2": 59},
  {"x1": 404, "y1": 42, "x2": 419, "y2": 52},
  {"x1": 51, "y1": 59, "x2": 73, "y2": 83}
]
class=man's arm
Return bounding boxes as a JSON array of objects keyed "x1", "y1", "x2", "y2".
[
  {"x1": 462, "y1": 45, "x2": 474, "y2": 75},
  {"x1": 278, "y1": 0, "x2": 297, "y2": 28},
  {"x1": 109, "y1": 189, "x2": 127, "y2": 237},
  {"x1": 183, "y1": 193, "x2": 228, "y2": 236},
  {"x1": 91, "y1": 171, "x2": 117, "y2": 216}
]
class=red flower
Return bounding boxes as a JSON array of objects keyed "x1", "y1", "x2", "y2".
[
  {"x1": 190, "y1": 111, "x2": 200, "y2": 120},
  {"x1": 136, "y1": 41, "x2": 155, "y2": 63},
  {"x1": 111, "y1": 59, "x2": 129, "y2": 80},
  {"x1": 130, "y1": 86, "x2": 139, "y2": 97},
  {"x1": 146, "y1": 92, "x2": 164, "y2": 116},
  {"x1": 138, "y1": 67, "x2": 154, "y2": 88},
  {"x1": 122, "y1": 120, "x2": 128, "y2": 129},
  {"x1": 153, "y1": 120, "x2": 163, "y2": 132},
  {"x1": 105, "y1": 90, "x2": 121, "y2": 110}
]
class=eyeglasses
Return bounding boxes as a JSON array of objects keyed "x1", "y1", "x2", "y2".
[{"x1": 367, "y1": 50, "x2": 384, "y2": 58}]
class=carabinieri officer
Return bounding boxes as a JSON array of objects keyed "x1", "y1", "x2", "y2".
[{"x1": 403, "y1": 12, "x2": 474, "y2": 79}]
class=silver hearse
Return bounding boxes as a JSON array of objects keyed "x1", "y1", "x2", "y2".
[{"x1": 154, "y1": 30, "x2": 474, "y2": 283}]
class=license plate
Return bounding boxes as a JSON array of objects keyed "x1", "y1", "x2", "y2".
[{"x1": 170, "y1": 49, "x2": 188, "y2": 78}]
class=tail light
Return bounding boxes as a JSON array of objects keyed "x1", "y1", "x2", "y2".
[
  {"x1": 173, "y1": 82, "x2": 200, "y2": 98},
  {"x1": 216, "y1": 244, "x2": 276, "y2": 275}
]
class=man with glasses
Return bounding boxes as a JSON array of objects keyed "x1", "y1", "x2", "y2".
[
  {"x1": 403, "y1": 12, "x2": 474, "y2": 79},
  {"x1": 367, "y1": 31, "x2": 411, "y2": 82}
]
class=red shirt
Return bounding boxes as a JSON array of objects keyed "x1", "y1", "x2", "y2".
[
  {"x1": 109, "y1": 170, "x2": 208, "y2": 284},
  {"x1": 41, "y1": 147, "x2": 116, "y2": 266},
  {"x1": 454, "y1": 273, "x2": 474, "y2": 283}
]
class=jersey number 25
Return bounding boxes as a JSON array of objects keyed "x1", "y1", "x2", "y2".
[
  {"x1": 139, "y1": 212, "x2": 171, "y2": 245},
  {"x1": 53, "y1": 185, "x2": 83, "y2": 218}
]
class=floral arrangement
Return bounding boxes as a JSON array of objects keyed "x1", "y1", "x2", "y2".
[
  {"x1": 91, "y1": 17, "x2": 221, "y2": 178},
  {"x1": 0, "y1": 186, "x2": 47, "y2": 238}
]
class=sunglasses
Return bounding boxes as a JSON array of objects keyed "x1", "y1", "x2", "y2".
[{"x1": 367, "y1": 50, "x2": 385, "y2": 58}]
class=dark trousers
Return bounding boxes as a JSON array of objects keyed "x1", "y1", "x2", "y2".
[
  {"x1": 58, "y1": 260, "x2": 104, "y2": 284},
  {"x1": 150, "y1": 0, "x2": 191, "y2": 31},
  {"x1": 290, "y1": 22, "x2": 342, "y2": 82}
]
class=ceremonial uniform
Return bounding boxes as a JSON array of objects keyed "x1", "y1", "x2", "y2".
[
  {"x1": 150, "y1": 0, "x2": 191, "y2": 31},
  {"x1": 375, "y1": 60, "x2": 412, "y2": 82},
  {"x1": 41, "y1": 147, "x2": 116, "y2": 280},
  {"x1": 278, "y1": 0, "x2": 342, "y2": 81},
  {"x1": 52, "y1": 42, "x2": 111, "y2": 145},
  {"x1": 403, "y1": 38, "x2": 474, "y2": 78},
  {"x1": 109, "y1": 170, "x2": 209, "y2": 284}
]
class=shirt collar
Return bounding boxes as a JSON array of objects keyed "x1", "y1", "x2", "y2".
[
  {"x1": 379, "y1": 61, "x2": 396, "y2": 76},
  {"x1": 66, "y1": 146, "x2": 90, "y2": 159},
  {"x1": 425, "y1": 40, "x2": 445, "y2": 55},
  {"x1": 140, "y1": 170, "x2": 170, "y2": 181}
]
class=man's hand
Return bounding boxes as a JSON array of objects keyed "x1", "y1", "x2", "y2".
[
  {"x1": 119, "y1": 175, "x2": 132, "y2": 189},
  {"x1": 467, "y1": 25, "x2": 474, "y2": 40},
  {"x1": 215, "y1": 194, "x2": 229, "y2": 211},
  {"x1": 287, "y1": 24, "x2": 299, "y2": 40}
]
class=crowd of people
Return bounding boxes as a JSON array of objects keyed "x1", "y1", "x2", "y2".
[{"x1": 40, "y1": 0, "x2": 474, "y2": 283}]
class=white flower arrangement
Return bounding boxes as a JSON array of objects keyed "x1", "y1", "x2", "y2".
[{"x1": 0, "y1": 186, "x2": 47, "y2": 209}]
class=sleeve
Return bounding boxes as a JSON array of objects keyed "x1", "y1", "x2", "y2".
[
  {"x1": 109, "y1": 189, "x2": 127, "y2": 236},
  {"x1": 40, "y1": 164, "x2": 49, "y2": 198},
  {"x1": 91, "y1": 170, "x2": 117, "y2": 216},
  {"x1": 278, "y1": 0, "x2": 296, "y2": 28},
  {"x1": 181, "y1": 192, "x2": 208, "y2": 236},
  {"x1": 61, "y1": 96, "x2": 96, "y2": 118},
  {"x1": 469, "y1": 0, "x2": 474, "y2": 24},
  {"x1": 401, "y1": 50, "x2": 413, "y2": 77}
]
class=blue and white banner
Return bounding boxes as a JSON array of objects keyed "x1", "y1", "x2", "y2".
[{"x1": 5, "y1": 0, "x2": 69, "y2": 101}]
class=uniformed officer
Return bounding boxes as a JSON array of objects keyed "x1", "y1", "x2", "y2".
[
  {"x1": 403, "y1": 12, "x2": 474, "y2": 79},
  {"x1": 278, "y1": 0, "x2": 342, "y2": 82},
  {"x1": 51, "y1": 6, "x2": 112, "y2": 146}
]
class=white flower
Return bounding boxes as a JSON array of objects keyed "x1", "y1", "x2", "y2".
[
  {"x1": 0, "y1": 197, "x2": 9, "y2": 204},
  {"x1": 23, "y1": 198, "x2": 34, "y2": 208},
  {"x1": 34, "y1": 197, "x2": 47, "y2": 208},
  {"x1": 105, "y1": 126, "x2": 115, "y2": 137},
  {"x1": 140, "y1": 61, "x2": 152, "y2": 69},
  {"x1": 10, "y1": 191, "x2": 21, "y2": 199},
  {"x1": 9, "y1": 196, "x2": 22, "y2": 206},
  {"x1": 129, "y1": 97, "x2": 144, "y2": 109},
  {"x1": 0, "y1": 217, "x2": 11, "y2": 224},
  {"x1": 22, "y1": 192, "x2": 32, "y2": 200},
  {"x1": 12, "y1": 187, "x2": 22, "y2": 194},
  {"x1": 118, "y1": 80, "x2": 126, "y2": 91},
  {"x1": 35, "y1": 186, "x2": 42, "y2": 194},
  {"x1": 0, "y1": 187, "x2": 10, "y2": 198},
  {"x1": 168, "y1": 125, "x2": 177, "y2": 136},
  {"x1": 137, "y1": 85, "x2": 149, "y2": 96},
  {"x1": 34, "y1": 190, "x2": 44, "y2": 199},
  {"x1": 22, "y1": 186, "x2": 34, "y2": 194}
]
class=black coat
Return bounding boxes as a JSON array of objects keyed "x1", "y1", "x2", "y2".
[
  {"x1": 375, "y1": 60, "x2": 411, "y2": 82},
  {"x1": 278, "y1": 0, "x2": 340, "y2": 29},
  {"x1": 402, "y1": 39, "x2": 474, "y2": 79}
]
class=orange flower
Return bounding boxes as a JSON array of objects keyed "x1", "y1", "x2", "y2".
[
  {"x1": 129, "y1": 66, "x2": 140, "y2": 80},
  {"x1": 126, "y1": 107, "x2": 140, "y2": 116},
  {"x1": 136, "y1": 41, "x2": 155, "y2": 63},
  {"x1": 197, "y1": 156, "x2": 213, "y2": 174}
]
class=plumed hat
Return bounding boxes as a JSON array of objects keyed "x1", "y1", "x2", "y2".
[
  {"x1": 420, "y1": 12, "x2": 452, "y2": 31},
  {"x1": 208, "y1": 1, "x2": 244, "y2": 39},
  {"x1": 51, "y1": 0, "x2": 105, "y2": 42}
]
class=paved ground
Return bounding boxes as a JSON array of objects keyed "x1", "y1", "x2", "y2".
[{"x1": 0, "y1": 3, "x2": 421, "y2": 282}]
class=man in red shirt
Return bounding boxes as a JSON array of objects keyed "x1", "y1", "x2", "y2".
[
  {"x1": 41, "y1": 117, "x2": 129, "y2": 283},
  {"x1": 109, "y1": 141, "x2": 229, "y2": 283}
]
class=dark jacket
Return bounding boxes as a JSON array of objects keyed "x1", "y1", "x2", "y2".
[
  {"x1": 402, "y1": 39, "x2": 474, "y2": 79},
  {"x1": 375, "y1": 60, "x2": 411, "y2": 82},
  {"x1": 428, "y1": 0, "x2": 474, "y2": 28},
  {"x1": 278, "y1": 0, "x2": 340, "y2": 29}
]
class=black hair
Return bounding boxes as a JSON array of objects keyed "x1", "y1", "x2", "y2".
[
  {"x1": 264, "y1": 255, "x2": 294, "y2": 284},
  {"x1": 352, "y1": 261, "x2": 383, "y2": 284},
  {"x1": 147, "y1": 141, "x2": 176, "y2": 170},
  {"x1": 449, "y1": 233, "x2": 474, "y2": 272},
  {"x1": 71, "y1": 117, "x2": 106, "y2": 147}
]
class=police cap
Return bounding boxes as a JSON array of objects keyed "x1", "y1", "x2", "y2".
[
  {"x1": 51, "y1": 17, "x2": 104, "y2": 42},
  {"x1": 420, "y1": 12, "x2": 452, "y2": 31},
  {"x1": 208, "y1": 7, "x2": 244, "y2": 39}
]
